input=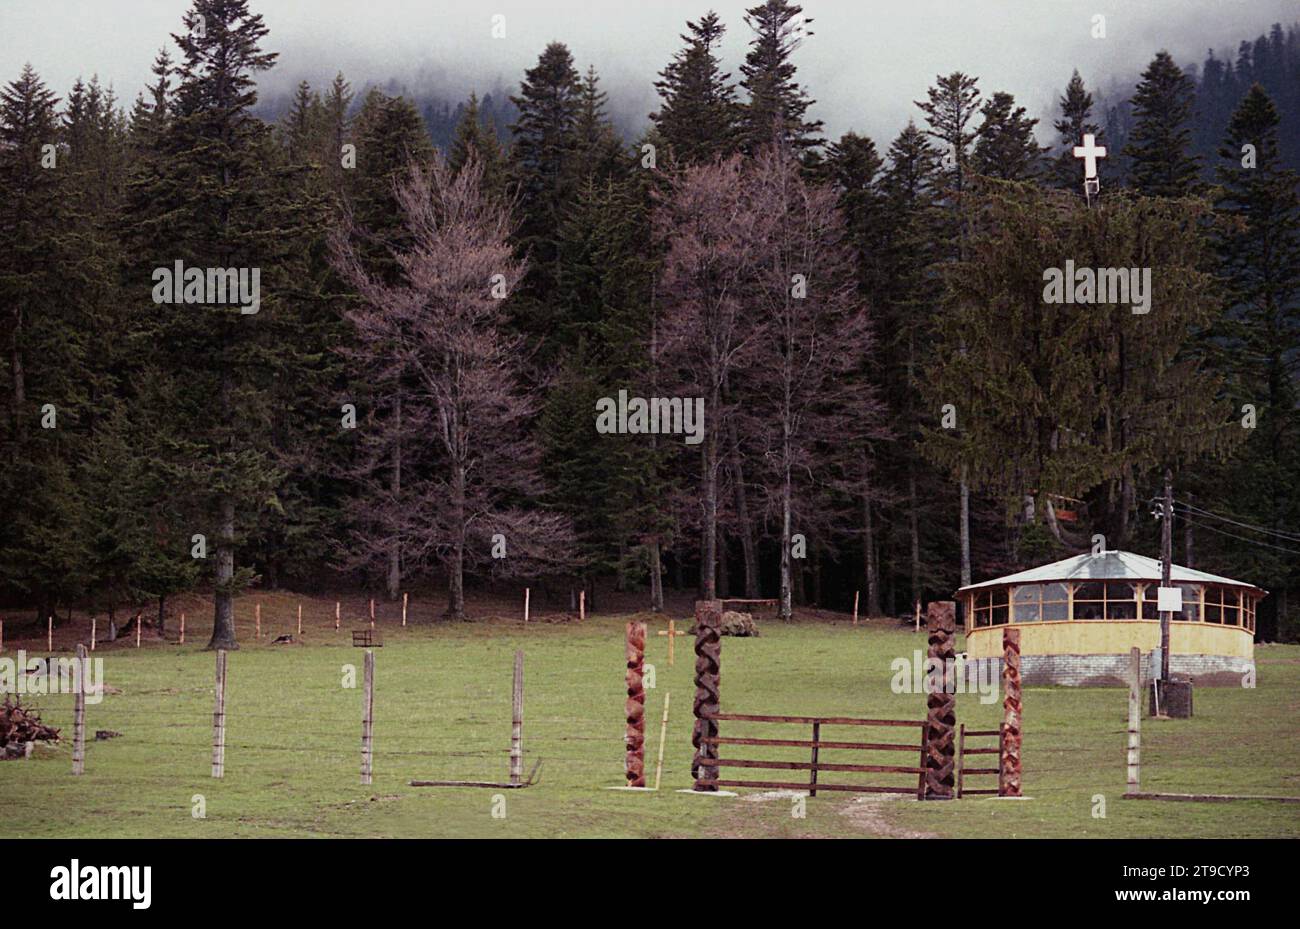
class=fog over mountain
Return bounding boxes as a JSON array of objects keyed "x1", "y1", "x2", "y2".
[{"x1": 4, "y1": 0, "x2": 1298, "y2": 143}]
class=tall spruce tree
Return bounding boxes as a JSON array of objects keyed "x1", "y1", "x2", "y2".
[
  {"x1": 651, "y1": 11, "x2": 740, "y2": 165},
  {"x1": 739, "y1": 0, "x2": 823, "y2": 155},
  {"x1": 1052, "y1": 70, "x2": 1104, "y2": 190},
  {"x1": 125, "y1": 0, "x2": 305, "y2": 649},
  {"x1": 972, "y1": 91, "x2": 1044, "y2": 181},
  {"x1": 509, "y1": 42, "x2": 583, "y2": 359},
  {"x1": 1209, "y1": 85, "x2": 1300, "y2": 639},
  {"x1": 1124, "y1": 51, "x2": 1200, "y2": 198},
  {"x1": 448, "y1": 92, "x2": 508, "y2": 199}
]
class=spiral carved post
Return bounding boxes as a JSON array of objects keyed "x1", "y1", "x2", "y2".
[
  {"x1": 691, "y1": 600, "x2": 722, "y2": 791},
  {"x1": 923, "y1": 601, "x2": 957, "y2": 800},
  {"x1": 625, "y1": 621, "x2": 647, "y2": 787},
  {"x1": 1000, "y1": 626, "x2": 1023, "y2": 797}
]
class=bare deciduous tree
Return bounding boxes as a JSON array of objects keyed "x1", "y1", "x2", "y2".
[{"x1": 332, "y1": 157, "x2": 573, "y2": 619}]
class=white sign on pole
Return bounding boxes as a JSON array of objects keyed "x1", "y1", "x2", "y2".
[{"x1": 1156, "y1": 586, "x2": 1182, "y2": 613}]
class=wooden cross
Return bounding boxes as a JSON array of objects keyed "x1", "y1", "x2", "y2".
[{"x1": 1072, "y1": 132, "x2": 1106, "y2": 204}]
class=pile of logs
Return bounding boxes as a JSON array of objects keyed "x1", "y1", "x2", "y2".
[{"x1": 1, "y1": 696, "x2": 60, "y2": 759}]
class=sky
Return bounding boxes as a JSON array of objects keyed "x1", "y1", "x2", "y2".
[{"x1": 2, "y1": 0, "x2": 1297, "y2": 143}]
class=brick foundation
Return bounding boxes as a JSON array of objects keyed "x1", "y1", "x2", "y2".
[{"x1": 966, "y1": 652, "x2": 1252, "y2": 687}]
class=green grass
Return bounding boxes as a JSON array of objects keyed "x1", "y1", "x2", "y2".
[{"x1": 4, "y1": 595, "x2": 1298, "y2": 838}]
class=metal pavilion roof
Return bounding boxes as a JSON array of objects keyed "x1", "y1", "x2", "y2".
[{"x1": 956, "y1": 550, "x2": 1265, "y2": 596}]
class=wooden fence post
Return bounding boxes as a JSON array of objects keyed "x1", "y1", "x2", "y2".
[
  {"x1": 668, "y1": 618, "x2": 676, "y2": 667},
  {"x1": 510, "y1": 649, "x2": 524, "y2": 786},
  {"x1": 361, "y1": 649, "x2": 375, "y2": 785},
  {"x1": 809, "y1": 720, "x2": 821, "y2": 797},
  {"x1": 135, "y1": 612, "x2": 141, "y2": 648},
  {"x1": 90, "y1": 617, "x2": 97, "y2": 652},
  {"x1": 922, "y1": 601, "x2": 957, "y2": 800},
  {"x1": 626, "y1": 621, "x2": 647, "y2": 787},
  {"x1": 72, "y1": 644, "x2": 87, "y2": 775},
  {"x1": 580, "y1": 589, "x2": 586, "y2": 622},
  {"x1": 211, "y1": 649, "x2": 227, "y2": 778},
  {"x1": 48, "y1": 615, "x2": 53, "y2": 652},
  {"x1": 523, "y1": 587, "x2": 530, "y2": 624},
  {"x1": 691, "y1": 600, "x2": 722, "y2": 791},
  {"x1": 402, "y1": 592, "x2": 408, "y2": 627},
  {"x1": 335, "y1": 601, "x2": 340, "y2": 630},
  {"x1": 957, "y1": 723, "x2": 966, "y2": 798},
  {"x1": 369, "y1": 598, "x2": 375, "y2": 630},
  {"x1": 1126, "y1": 646, "x2": 1141, "y2": 795},
  {"x1": 179, "y1": 613, "x2": 185, "y2": 645},
  {"x1": 255, "y1": 602, "x2": 261, "y2": 639},
  {"x1": 999, "y1": 626, "x2": 1023, "y2": 797},
  {"x1": 654, "y1": 692, "x2": 671, "y2": 791},
  {"x1": 297, "y1": 603, "x2": 303, "y2": 637},
  {"x1": 853, "y1": 590, "x2": 860, "y2": 626}
]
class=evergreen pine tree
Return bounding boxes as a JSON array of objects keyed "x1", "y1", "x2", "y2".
[
  {"x1": 651, "y1": 11, "x2": 740, "y2": 165},
  {"x1": 739, "y1": 0, "x2": 823, "y2": 154},
  {"x1": 1209, "y1": 84, "x2": 1300, "y2": 639},
  {"x1": 1124, "y1": 51, "x2": 1200, "y2": 197},
  {"x1": 509, "y1": 42, "x2": 584, "y2": 358},
  {"x1": 1052, "y1": 70, "x2": 1103, "y2": 190},
  {"x1": 972, "y1": 91, "x2": 1044, "y2": 181},
  {"x1": 448, "y1": 91, "x2": 507, "y2": 199}
]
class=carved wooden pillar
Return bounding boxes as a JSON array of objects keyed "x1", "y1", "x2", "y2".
[
  {"x1": 999, "y1": 626, "x2": 1022, "y2": 797},
  {"x1": 923, "y1": 601, "x2": 957, "y2": 800},
  {"x1": 625, "y1": 621, "x2": 646, "y2": 787},
  {"x1": 691, "y1": 600, "x2": 722, "y2": 791}
]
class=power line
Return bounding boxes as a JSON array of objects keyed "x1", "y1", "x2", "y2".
[
  {"x1": 1176, "y1": 500, "x2": 1300, "y2": 544},
  {"x1": 1177, "y1": 513, "x2": 1300, "y2": 557}
]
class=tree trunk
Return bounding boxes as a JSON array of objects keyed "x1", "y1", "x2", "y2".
[
  {"x1": 864, "y1": 470, "x2": 881, "y2": 617},
  {"x1": 700, "y1": 390, "x2": 718, "y2": 600},
  {"x1": 387, "y1": 396, "x2": 402, "y2": 600},
  {"x1": 717, "y1": 534, "x2": 730, "y2": 598},
  {"x1": 779, "y1": 469, "x2": 793, "y2": 621},
  {"x1": 447, "y1": 464, "x2": 466, "y2": 621},
  {"x1": 726, "y1": 407, "x2": 760, "y2": 598},
  {"x1": 10, "y1": 307, "x2": 24, "y2": 447},
  {"x1": 959, "y1": 464, "x2": 971, "y2": 589},
  {"x1": 208, "y1": 493, "x2": 238, "y2": 649},
  {"x1": 909, "y1": 466, "x2": 921, "y2": 612},
  {"x1": 648, "y1": 537, "x2": 664, "y2": 612},
  {"x1": 811, "y1": 545, "x2": 822, "y2": 607}
]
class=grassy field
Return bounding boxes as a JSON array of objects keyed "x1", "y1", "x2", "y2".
[{"x1": 3, "y1": 591, "x2": 1298, "y2": 838}]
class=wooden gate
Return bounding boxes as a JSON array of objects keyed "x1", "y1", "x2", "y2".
[
  {"x1": 956, "y1": 723, "x2": 1001, "y2": 797},
  {"x1": 694, "y1": 713, "x2": 928, "y2": 797}
]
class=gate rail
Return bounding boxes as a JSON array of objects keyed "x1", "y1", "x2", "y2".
[{"x1": 694, "y1": 713, "x2": 928, "y2": 797}]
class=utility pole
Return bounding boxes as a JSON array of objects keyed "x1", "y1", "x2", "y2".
[{"x1": 1159, "y1": 468, "x2": 1173, "y2": 685}]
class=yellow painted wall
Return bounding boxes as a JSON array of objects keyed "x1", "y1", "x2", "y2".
[{"x1": 967, "y1": 620, "x2": 1253, "y2": 659}]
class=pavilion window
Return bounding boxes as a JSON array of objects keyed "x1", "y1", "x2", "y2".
[
  {"x1": 990, "y1": 588, "x2": 1009, "y2": 625},
  {"x1": 1105, "y1": 582, "x2": 1138, "y2": 619},
  {"x1": 974, "y1": 590, "x2": 992, "y2": 627},
  {"x1": 1177, "y1": 584, "x2": 1200, "y2": 622},
  {"x1": 1205, "y1": 587, "x2": 1223, "y2": 624},
  {"x1": 1072, "y1": 581, "x2": 1105, "y2": 620},
  {"x1": 1012, "y1": 585, "x2": 1041, "y2": 622},
  {"x1": 1041, "y1": 582, "x2": 1068, "y2": 620}
]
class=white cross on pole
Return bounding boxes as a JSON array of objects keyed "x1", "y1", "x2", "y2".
[
  {"x1": 1073, "y1": 133, "x2": 1106, "y2": 205},
  {"x1": 1073, "y1": 133, "x2": 1106, "y2": 180}
]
